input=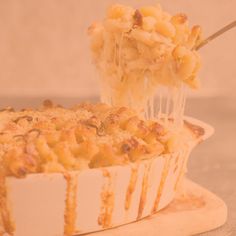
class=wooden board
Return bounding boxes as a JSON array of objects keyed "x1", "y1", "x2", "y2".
[{"x1": 83, "y1": 178, "x2": 227, "y2": 236}]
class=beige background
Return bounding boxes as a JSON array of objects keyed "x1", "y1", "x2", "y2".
[{"x1": 0, "y1": 0, "x2": 235, "y2": 97}]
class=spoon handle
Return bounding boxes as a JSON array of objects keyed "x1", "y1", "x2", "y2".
[{"x1": 195, "y1": 20, "x2": 236, "y2": 50}]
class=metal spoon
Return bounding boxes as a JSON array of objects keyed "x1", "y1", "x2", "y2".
[{"x1": 195, "y1": 20, "x2": 236, "y2": 50}]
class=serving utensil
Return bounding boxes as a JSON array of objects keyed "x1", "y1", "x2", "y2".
[{"x1": 196, "y1": 20, "x2": 236, "y2": 50}]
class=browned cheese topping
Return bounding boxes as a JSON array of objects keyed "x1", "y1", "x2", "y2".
[{"x1": 0, "y1": 101, "x2": 197, "y2": 178}]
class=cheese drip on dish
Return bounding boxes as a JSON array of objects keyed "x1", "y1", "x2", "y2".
[{"x1": 88, "y1": 4, "x2": 202, "y2": 122}]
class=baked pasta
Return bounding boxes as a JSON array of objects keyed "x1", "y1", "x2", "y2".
[{"x1": 0, "y1": 101, "x2": 197, "y2": 178}]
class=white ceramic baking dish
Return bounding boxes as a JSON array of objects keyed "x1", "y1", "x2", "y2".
[{"x1": 1, "y1": 117, "x2": 214, "y2": 236}]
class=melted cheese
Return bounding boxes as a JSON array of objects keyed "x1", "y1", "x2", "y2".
[{"x1": 89, "y1": 4, "x2": 202, "y2": 123}]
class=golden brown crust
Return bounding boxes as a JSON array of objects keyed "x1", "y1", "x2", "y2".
[
  {"x1": 0, "y1": 101, "x2": 201, "y2": 178},
  {"x1": 133, "y1": 10, "x2": 143, "y2": 27},
  {"x1": 0, "y1": 102, "x2": 172, "y2": 177}
]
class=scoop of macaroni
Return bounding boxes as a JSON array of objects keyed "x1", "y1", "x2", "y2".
[{"x1": 88, "y1": 4, "x2": 202, "y2": 113}]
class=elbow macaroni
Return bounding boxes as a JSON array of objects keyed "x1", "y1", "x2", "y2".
[
  {"x1": 0, "y1": 101, "x2": 196, "y2": 178},
  {"x1": 89, "y1": 4, "x2": 202, "y2": 111}
]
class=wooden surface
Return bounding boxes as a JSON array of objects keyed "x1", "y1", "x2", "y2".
[{"x1": 82, "y1": 178, "x2": 227, "y2": 236}]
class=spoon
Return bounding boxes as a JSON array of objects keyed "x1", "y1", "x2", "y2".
[{"x1": 195, "y1": 20, "x2": 236, "y2": 50}]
